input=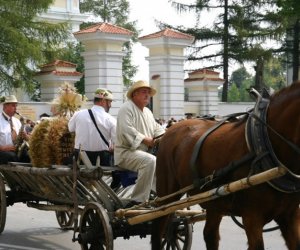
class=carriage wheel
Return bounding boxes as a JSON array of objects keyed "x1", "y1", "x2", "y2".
[
  {"x1": 78, "y1": 202, "x2": 113, "y2": 250},
  {"x1": 161, "y1": 217, "x2": 193, "y2": 250},
  {"x1": 0, "y1": 175, "x2": 7, "y2": 234},
  {"x1": 55, "y1": 211, "x2": 75, "y2": 229}
]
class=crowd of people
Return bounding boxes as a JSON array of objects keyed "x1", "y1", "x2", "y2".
[{"x1": 0, "y1": 80, "x2": 200, "y2": 207}]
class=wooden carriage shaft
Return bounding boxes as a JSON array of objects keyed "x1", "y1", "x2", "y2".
[{"x1": 122, "y1": 167, "x2": 287, "y2": 225}]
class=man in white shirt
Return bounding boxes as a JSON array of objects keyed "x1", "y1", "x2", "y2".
[
  {"x1": 68, "y1": 88, "x2": 116, "y2": 166},
  {"x1": 114, "y1": 80, "x2": 165, "y2": 206},
  {"x1": 0, "y1": 95, "x2": 21, "y2": 164}
]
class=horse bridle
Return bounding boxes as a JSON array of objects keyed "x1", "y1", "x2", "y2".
[
  {"x1": 246, "y1": 88, "x2": 300, "y2": 193},
  {"x1": 190, "y1": 88, "x2": 300, "y2": 193}
]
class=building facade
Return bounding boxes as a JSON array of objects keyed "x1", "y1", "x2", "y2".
[{"x1": 39, "y1": 0, "x2": 90, "y2": 32}]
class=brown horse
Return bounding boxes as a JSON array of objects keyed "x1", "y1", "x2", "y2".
[{"x1": 152, "y1": 81, "x2": 300, "y2": 250}]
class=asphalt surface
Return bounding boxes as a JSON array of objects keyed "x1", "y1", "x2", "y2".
[{"x1": 0, "y1": 203, "x2": 288, "y2": 250}]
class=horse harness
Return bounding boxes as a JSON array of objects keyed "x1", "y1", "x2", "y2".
[{"x1": 190, "y1": 88, "x2": 300, "y2": 193}]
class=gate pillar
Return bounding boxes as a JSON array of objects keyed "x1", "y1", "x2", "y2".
[
  {"x1": 139, "y1": 29, "x2": 194, "y2": 120},
  {"x1": 74, "y1": 23, "x2": 133, "y2": 116}
]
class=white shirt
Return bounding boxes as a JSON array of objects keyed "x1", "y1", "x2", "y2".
[
  {"x1": 68, "y1": 105, "x2": 116, "y2": 151},
  {"x1": 0, "y1": 112, "x2": 21, "y2": 146},
  {"x1": 114, "y1": 100, "x2": 165, "y2": 163}
]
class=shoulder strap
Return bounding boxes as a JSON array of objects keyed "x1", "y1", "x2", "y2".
[{"x1": 88, "y1": 109, "x2": 109, "y2": 148}]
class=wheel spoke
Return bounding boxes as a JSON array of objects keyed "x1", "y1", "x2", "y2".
[
  {"x1": 160, "y1": 218, "x2": 192, "y2": 250},
  {"x1": 175, "y1": 239, "x2": 181, "y2": 249},
  {"x1": 55, "y1": 211, "x2": 74, "y2": 229},
  {"x1": 176, "y1": 234, "x2": 185, "y2": 243},
  {"x1": 79, "y1": 202, "x2": 113, "y2": 250}
]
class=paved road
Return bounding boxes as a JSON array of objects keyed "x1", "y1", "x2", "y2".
[{"x1": 0, "y1": 203, "x2": 288, "y2": 250}]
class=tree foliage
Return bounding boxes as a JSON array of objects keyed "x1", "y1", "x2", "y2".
[
  {"x1": 0, "y1": 0, "x2": 69, "y2": 95},
  {"x1": 263, "y1": 55, "x2": 287, "y2": 90},
  {"x1": 276, "y1": 0, "x2": 300, "y2": 81},
  {"x1": 166, "y1": 0, "x2": 299, "y2": 101},
  {"x1": 57, "y1": 42, "x2": 85, "y2": 94},
  {"x1": 228, "y1": 55, "x2": 286, "y2": 102},
  {"x1": 227, "y1": 83, "x2": 240, "y2": 102},
  {"x1": 229, "y1": 66, "x2": 251, "y2": 89}
]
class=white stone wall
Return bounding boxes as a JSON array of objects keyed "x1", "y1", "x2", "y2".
[
  {"x1": 218, "y1": 102, "x2": 254, "y2": 116},
  {"x1": 13, "y1": 101, "x2": 255, "y2": 122}
]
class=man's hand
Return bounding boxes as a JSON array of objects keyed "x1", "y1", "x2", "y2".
[
  {"x1": 109, "y1": 145, "x2": 114, "y2": 152},
  {"x1": 143, "y1": 137, "x2": 155, "y2": 148},
  {"x1": 20, "y1": 131, "x2": 30, "y2": 141},
  {"x1": 0, "y1": 145, "x2": 16, "y2": 152}
]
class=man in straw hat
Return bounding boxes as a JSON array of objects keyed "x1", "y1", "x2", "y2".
[
  {"x1": 68, "y1": 88, "x2": 117, "y2": 169},
  {"x1": 115, "y1": 80, "x2": 165, "y2": 207},
  {"x1": 0, "y1": 95, "x2": 22, "y2": 163}
]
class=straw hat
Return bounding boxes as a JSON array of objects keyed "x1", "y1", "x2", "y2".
[
  {"x1": 94, "y1": 88, "x2": 114, "y2": 101},
  {"x1": 1, "y1": 95, "x2": 18, "y2": 104},
  {"x1": 126, "y1": 80, "x2": 156, "y2": 99}
]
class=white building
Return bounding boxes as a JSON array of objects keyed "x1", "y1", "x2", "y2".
[{"x1": 39, "y1": 0, "x2": 90, "y2": 32}]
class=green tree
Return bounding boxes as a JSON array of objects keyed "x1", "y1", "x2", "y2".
[
  {"x1": 168, "y1": 0, "x2": 233, "y2": 101},
  {"x1": 229, "y1": 67, "x2": 251, "y2": 89},
  {"x1": 263, "y1": 55, "x2": 287, "y2": 91},
  {"x1": 0, "y1": 0, "x2": 69, "y2": 95},
  {"x1": 239, "y1": 78, "x2": 254, "y2": 102},
  {"x1": 166, "y1": 0, "x2": 296, "y2": 100},
  {"x1": 57, "y1": 42, "x2": 85, "y2": 94},
  {"x1": 277, "y1": 0, "x2": 300, "y2": 81},
  {"x1": 80, "y1": 0, "x2": 138, "y2": 87},
  {"x1": 228, "y1": 83, "x2": 240, "y2": 102},
  {"x1": 228, "y1": 56, "x2": 286, "y2": 102}
]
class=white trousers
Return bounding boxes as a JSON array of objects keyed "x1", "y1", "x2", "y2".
[{"x1": 118, "y1": 149, "x2": 156, "y2": 202}]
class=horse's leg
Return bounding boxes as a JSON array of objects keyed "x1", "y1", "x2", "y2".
[
  {"x1": 242, "y1": 214, "x2": 264, "y2": 250},
  {"x1": 203, "y1": 209, "x2": 222, "y2": 250},
  {"x1": 275, "y1": 206, "x2": 300, "y2": 250}
]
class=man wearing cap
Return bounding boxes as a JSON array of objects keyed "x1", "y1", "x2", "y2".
[
  {"x1": 115, "y1": 80, "x2": 165, "y2": 206},
  {"x1": 68, "y1": 88, "x2": 117, "y2": 167},
  {"x1": 0, "y1": 95, "x2": 22, "y2": 164}
]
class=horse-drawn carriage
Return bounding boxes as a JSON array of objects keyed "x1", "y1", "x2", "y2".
[
  {"x1": 0, "y1": 81, "x2": 300, "y2": 250},
  {"x1": 0, "y1": 155, "x2": 197, "y2": 249}
]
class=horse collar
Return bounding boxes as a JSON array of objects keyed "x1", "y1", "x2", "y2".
[{"x1": 245, "y1": 94, "x2": 300, "y2": 193}]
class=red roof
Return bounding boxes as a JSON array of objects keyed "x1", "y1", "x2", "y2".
[
  {"x1": 185, "y1": 77, "x2": 224, "y2": 82},
  {"x1": 139, "y1": 28, "x2": 194, "y2": 41},
  {"x1": 36, "y1": 71, "x2": 83, "y2": 77},
  {"x1": 189, "y1": 69, "x2": 220, "y2": 75},
  {"x1": 74, "y1": 22, "x2": 133, "y2": 36},
  {"x1": 52, "y1": 71, "x2": 82, "y2": 76},
  {"x1": 40, "y1": 60, "x2": 77, "y2": 69}
]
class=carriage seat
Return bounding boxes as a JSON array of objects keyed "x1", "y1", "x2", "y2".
[
  {"x1": 111, "y1": 166, "x2": 137, "y2": 188},
  {"x1": 79, "y1": 151, "x2": 137, "y2": 188}
]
